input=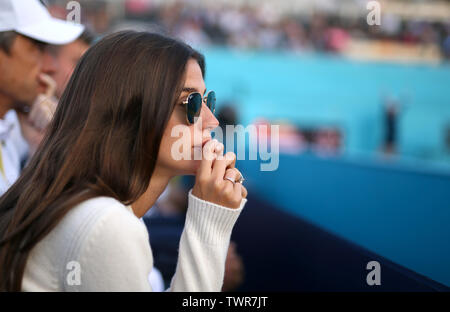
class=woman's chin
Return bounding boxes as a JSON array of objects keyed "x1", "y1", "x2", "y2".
[
  {"x1": 190, "y1": 159, "x2": 202, "y2": 174},
  {"x1": 173, "y1": 159, "x2": 201, "y2": 176}
]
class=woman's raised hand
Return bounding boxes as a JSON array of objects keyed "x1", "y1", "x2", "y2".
[{"x1": 192, "y1": 139, "x2": 248, "y2": 209}]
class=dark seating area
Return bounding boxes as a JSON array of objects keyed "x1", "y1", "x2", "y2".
[{"x1": 231, "y1": 191, "x2": 449, "y2": 292}]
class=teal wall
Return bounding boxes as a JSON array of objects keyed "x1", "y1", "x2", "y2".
[{"x1": 204, "y1": 48, "x2": 450, "y2": 162}]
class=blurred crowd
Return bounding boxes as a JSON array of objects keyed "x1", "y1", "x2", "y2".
[
  {"x1": 46, "y1": 0, "x2": 450, "y2": 59},
  {"x1": 141, "y1": 1, "x2": 450, "y2": 57}
]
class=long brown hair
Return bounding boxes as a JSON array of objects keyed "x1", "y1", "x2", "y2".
[{"x1": 0, "y1": 31, "x2": 205, "y2": 291}]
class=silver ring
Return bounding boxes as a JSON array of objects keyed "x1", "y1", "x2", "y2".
[
  {"x1": 232, "y1": 168, "x2": 244, "y2": 184},
  {"x1": 236, "y1": 174, "x2": 245, "y2": 184},
  {"x1": 224, "y1": 177, "x2": 236, "y2": 185}
]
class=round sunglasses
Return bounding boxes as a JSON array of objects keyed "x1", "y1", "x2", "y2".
[{"x1": 182, "y1": 90, "x2": 216, "y2": 124}]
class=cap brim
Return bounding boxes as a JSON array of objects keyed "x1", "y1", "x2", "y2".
[{"x1": 16, "y1": 18, "x2": 84, "y2": 45}]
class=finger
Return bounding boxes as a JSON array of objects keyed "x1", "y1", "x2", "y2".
[
  {"x1": 233, "y1": 182, "x2": 247, "y2": 200},
  {"x1": 223, "y1": 173, "x2": 238, "y2": 193},
  {"x1": 39, "y1": 73, "x2": 57, "y2": 98},
  {"x1": 30, "y1": 102, "x2": 52, "y2": 130},
  {"x1": 223, "y1": 167, "x2": 239, "y2": 183},
  {"x1": 233, "y1": 183, "x2": 244, "y2": 203},
  {"x1": 37, "y1": 105, "x2": 51, "y2": 129},
  {"x1": 212, "y1": 152, "x2": 236, "y2": 180},
  {"x1": 233, "y1": 167, "x2": 243, "y2": 182},
  {"x1": 225, "y1": 151, "x2": 236, "y2": 169},
  {"x1": 43, "y1": 96, "x2": 58, "y2": 114},
  {"x1": 28, "y1": 105, "x2": 37, "y2": 123},
  {"x1": 49, "y1": 96, "x2": 58, "y2": 112},
  {"x1": 203, "y1": 139, "x2": 219, "y2": 161},
  {"x1": 29, "y1": 95, "x2": 44, "y2": 119},
  {"x1": 241, "y1": 184, "x2": 248, "y2": 198},
  {"x1": 197, "y1": 139, "x2": 219, "y2": 179},
  {"x1": 214, "y1": 141, "x2": 224, "y2": 156},
  {"x1": 211, "y1": 141, "x2": 224, "y2": 167}
]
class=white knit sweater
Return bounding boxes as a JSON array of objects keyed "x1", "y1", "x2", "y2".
[{"x1": 21, "y1": 190, "x2": 246, "y2": 291}]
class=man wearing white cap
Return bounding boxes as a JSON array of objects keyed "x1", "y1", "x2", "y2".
[{"x1": 0, "y1": 0, "x2": 84, "y2": 195}]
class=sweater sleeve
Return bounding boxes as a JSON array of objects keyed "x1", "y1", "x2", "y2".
[
  {"x1": 69, "y1": 206, "x2": 154, "y2": 292},
  {"x1": 167, "y1": 189, "x2": 246, "y2": 292}
]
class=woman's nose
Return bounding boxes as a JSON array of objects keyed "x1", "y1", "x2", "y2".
[{"x1": 201, "y1": 103, "x2": 219, "y2": 130}]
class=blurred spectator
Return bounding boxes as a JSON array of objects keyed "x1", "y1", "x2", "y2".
[
  {"x1": 278, "y1": 122, "x2": 306, "y2": 154},
  {"x1": 253, "y1": 118, "x2": 272, "y2": 142},
  {"x1": 19, "y1": 28, "x2": 94, "y2": 158},
  {"x1": 216, "y1": 104, "x2": 238, "y2": 149},
  {"x1": 445, "y1": 125, "x2": 450, "y2": 153},
  {"x1": 44, "y1": 0, "x2": 450, "y2": 60},
  {"x1": 312, "y1": 127, "x2": 342, "y2": 156},
  {"x1": 0, "y1": 0, "x2": 84, "y2": 194},
  {"x1": 382, "y1": 96, "x2": 401, "y2": 155},
  {"x1": 217, "y1": 105, "x2": 238, "y2": 128},
  {"x1": 50, "y1": 28, "x2": 95, "y2": 99}
]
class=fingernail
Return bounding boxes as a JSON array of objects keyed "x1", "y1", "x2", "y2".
[{"x1": 210, "y1": 139, "x2": 218, "y2": 150}]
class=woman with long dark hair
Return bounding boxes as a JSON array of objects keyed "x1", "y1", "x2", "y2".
[{"x1": 0, "y1": 31, "x2": 247, "y2": 291}]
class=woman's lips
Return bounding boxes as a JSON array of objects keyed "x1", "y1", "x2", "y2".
[{"x1": 193, "y1": 138, "x2": 211, "y2": 149}]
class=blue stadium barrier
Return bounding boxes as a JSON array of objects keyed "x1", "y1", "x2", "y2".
[{"x1": 235, "y1": 153, "x2": 450, "y2": 289}]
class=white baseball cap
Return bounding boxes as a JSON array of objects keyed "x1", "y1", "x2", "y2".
[{"x1": 0, "y1": 0, "x2": 85, "y2": 45}]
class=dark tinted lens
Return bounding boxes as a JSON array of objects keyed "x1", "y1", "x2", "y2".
[
  {"x1": 187, "y1": 93, "x2": 202, "y2": 124},
  {"x1": 206, "y1": 91, "x2": 216, "y2": 113}
]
